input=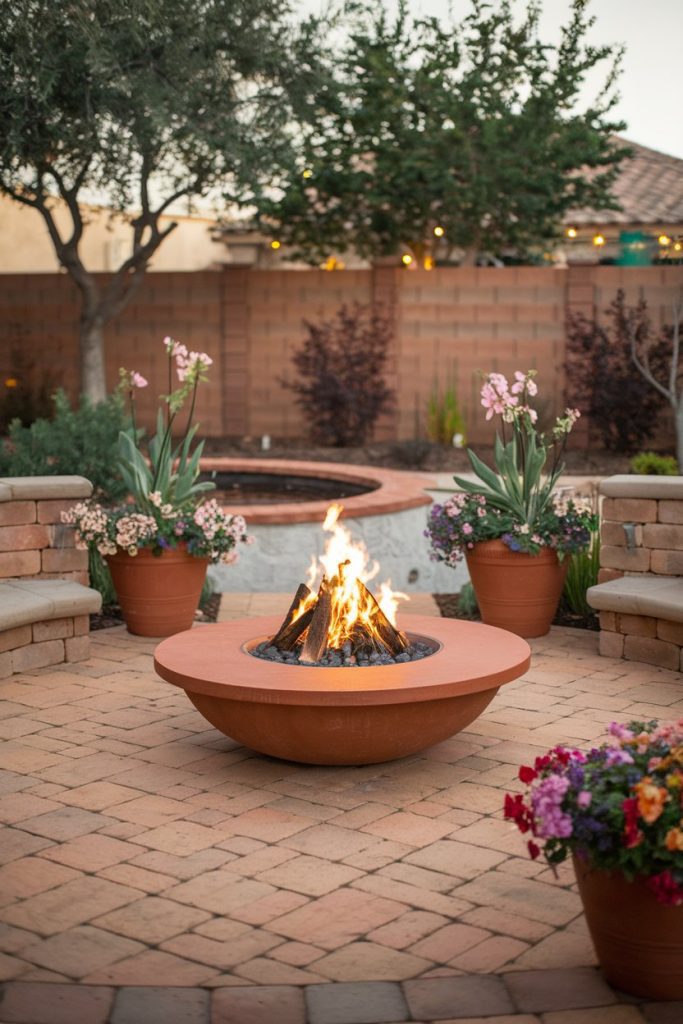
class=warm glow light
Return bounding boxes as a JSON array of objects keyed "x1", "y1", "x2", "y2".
[
  {"x1": 674, "y1": 242, "x2": 682, "y2": 252},
  {"x1": 270, "y1": 240, "x2": 281, "y2": 250},
  {"x1": 401, "y1": 253, "x2": 413, "y2": 266},
  {"x1": 423, "y1": 256, "x2": 434, "y2": 270},
  {"x1": 658, "y1": 234, "x2": 672, "y2": 246},
  {"x1": 302, "y1": 168, "x2": 313, "y2": 179},
  {"x1": 433, "y1": 225, "x2": 445, "y2": 237},
  {"x1": 4, "y1": 378, "x2": 18, "y2": 389},
  {"x1": 565, "y1": 227, "x2": 577, "y2": 239},
  {"x1": 592, "y1": 234, "x2": 606, "y2": 247}
]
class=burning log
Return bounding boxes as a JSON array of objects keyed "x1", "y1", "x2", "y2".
[
  {"x1": 356, "y1": 580, "x2": 409, "y2": 655},
  {"x1": 270, "y1": 583, "x2": 314, "y2": 651},
  {"x1": 300, "y1": 577, "x2": 333, "y2": 663}
]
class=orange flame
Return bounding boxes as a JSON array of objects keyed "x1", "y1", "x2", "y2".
[{"x1": 293, "y1": 504, "x2": 409, "y2": 652}]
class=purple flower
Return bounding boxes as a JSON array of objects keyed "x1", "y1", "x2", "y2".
[
  {"x1": 531, "y1": 774, "x2": 573, "y2": 838},
  {"x1": 605, "y1": 748, "x2": 634, "y2": 767}
]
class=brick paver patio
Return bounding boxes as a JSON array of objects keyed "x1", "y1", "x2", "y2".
[{"x1": 0, "y1": 597, "x2": 681, "y2": 1023}]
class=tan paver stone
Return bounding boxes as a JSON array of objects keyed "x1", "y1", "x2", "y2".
[
  {"x1": 106, "y1": 794, "x2": 191, "y2": 827},
  {"x1": 368, "y1": 910, "x2": 449, "y2": 950},
  {"x1": 233, "y1": 957, "x2": 324, "y2": 985},
  {"x1": 0, "y1": 743, "x2": 64, "y2": 773},
  {"x1": 0, "y1": 923, "x2": 38, "y2": 954},
  {"x1": 451, "y1": 873, "x2": 581, "y2": 927},
  {"x1": 18, "y1": 925, "x2": 144, "y2": 978},
  {"x1": 351, "y1": 874, "x2": 473, "y2": 919},
  {"x1": 404, "y1": 975, "x2": 515, "y2": 1019},
  {"x1": 37, "y1": 752, "x2": 148, "y2": 787},
  {"x1": 267, "y1": 941, "x2": 325, "y2": 966},
  {"x1": 408, "y1": 922, "x2": 490, "y2": 962},
  {"x1": 210, "y1": 984, "x2": 305, "y2": 1024},
  {"x1": 460, "y1": 907, "x2": 553, "y2": 942},
  {"x1": 98, "y1": 863, "x2": 176, "y2": 894},
  {"x1": 130, "y1": 848, "x2": 235, "y2": 880},
  {"x1": 0, "y1": 829, "x2": 52, "y2": 865},
  {"x1": 438, "y1": 782, "x2": 511, "y2": 814},
  {"x1": 436, "y1": 1017, "x2": 540, "y2": 1024},
  {"x1": 83, "y1": 948, "x2": 219, "y2": 986},
  {"x1": 0, "y1": 857, "x2": 79, "y2": 904},
  {"x1": 445, "y1": 818, "x2": 534, "y2": 856},
  {"x1": 342, "y1": 840, "x2": 415, "y2": 871},
  {"x1": 406, "y1": 839, "x2": 508, "y2": 879},
  {"x1": 0, "y1": 795, "x2": 65, "y2": 830},
  {"x1": 98, "y1": 820, "x2": 148, "y2": 841},
  {"x1": 230, "y1": 889, "x2": 310, "y2": 926},
  {"x1": 92, "y1": 892, "x2": 211, "y2": 944},
  {"x1": 135, "y1": 820, "x2": 222, "y2": 855},
  {"x1": 312, "y1": 940, "x2": 431, "y2": 981},
  {"x1": 228, "y1": 807, "x2": 316, "y2": 842},
  {"x1": 381, "y1": 861, "x2": 461, "y2": 895},
  {"x1": 451, "y1": 935, "x2": 530, "y2": 971},
  {"x1": 265, "y1": 797, "x2": 340, "y2": 822},
  {"x1": 38, "y1": 833, "x2": 144, "y2": 872},
  {"x1": 510, "y1": 923, "x2": 596, "y2": 970},
  {"x1": 161, "y1": 927, "x2": 283, "y2": 969},
  {"x1": 0, "y1": 980, "x2": 114, "y2": 1023},
  {"x1": 504, "y1": 966, "x2": 616, "y2": 1012},
  {"x1": 165, "y1": 871, "x2": 276, "y2": 915},
  {"x1": 219, "y1": 845, "x2": 297, "y2": 878},
  {"x1": 361, "y1": 811, "x2": 455, "y2": 847},
  {"x1": 106, "y1": 763, "x2": 199, "y2": 794},
  {"x1": 281, "y1": 823, "x2": 382, "y2": 860},
  {"x1": 0, "y1": 876, "x2": 139, "y2": 936},
  {"x1": 0, "y1": 951, "x2": 31, "y2": 981},
  {"x1": 541, "y1": 1009, "x2": 646, "y2": 1023},
  {"x1": 264, "y1": 889, "x2": 406, "y2": 950},
  {"x1": 327, "y1": 803, "x2": 394, "y2": 829},
  {"x1": 257, "y1": 855, "x2": 364, "y2": 897}
]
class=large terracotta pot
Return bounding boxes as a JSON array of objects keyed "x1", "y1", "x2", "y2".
[
  {"x1": 465, "y1": 539, "x2": 568, "y2": 638},
  {"x1": 106, "y1": 544, "x2": 209, "y2": 637},
  {"x1": 573, "y1": 854, "x2": 683, "y2": 1000}
]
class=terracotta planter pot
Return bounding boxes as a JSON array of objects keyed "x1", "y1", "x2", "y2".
[
  {"x1": 465, "y1": 539, "x2": 568, "y2": 638},
  {"x1": 106, "y1": 544, "x2": 209, "y2": 638},
  {"x1": 573, "y1": 854, "x2": 683, "y2": 1000}
]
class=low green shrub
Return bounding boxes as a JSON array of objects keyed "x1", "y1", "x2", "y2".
[
  {"x1": 562, "y1": 530, "x2": 601, "y2": 617},
  {"x1": 457, "y1": 581, "x2": 479, "y2": 618},
  {"x1": 427, "y1": 381, "x2": 466, "y2": 446},
  {"x1": 630, "y1": 451, "x2": 679, "y2": 476},
  {"x1": 0, "y1": 389, "x2": 129, "y2": 501}
]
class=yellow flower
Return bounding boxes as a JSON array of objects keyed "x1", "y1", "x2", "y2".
[{"x1": 634, "y1": 777, "x2": 669, "y2": 824}]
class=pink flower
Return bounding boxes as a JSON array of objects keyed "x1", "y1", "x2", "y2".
[
  {"x1": 577, "y1": 791, "x2": 592, "y2": 809},
  {"x1": 130, "y1": 372, "x2": 148, "y2": 389},
  {"x1": 462, "y1": 522, "x2": 473, "y2": 535}
]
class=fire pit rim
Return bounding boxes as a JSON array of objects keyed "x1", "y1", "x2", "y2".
[{"x1": 154, "y1": 614, "x2": 531, "y2": 708}]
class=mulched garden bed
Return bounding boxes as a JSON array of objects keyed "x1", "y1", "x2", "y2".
[
  {"x1": 433, "y1": 592, "x2": 599, "y2": 631},
  {"x1": 90, "y1": 591, "x2": 222, "y2": 632}
]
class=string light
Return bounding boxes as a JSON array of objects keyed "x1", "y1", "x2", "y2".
[
  {"x1": 401, "y1": 253, "x2": 413, "y2": 266},
  {"x1": 433, "y1": 225, "x2": 445, "y2": 237},
  {"x1": 302, "y1": 168, "x2": 313, "y2": 179},
  {"x1": 4, "y1": 378, "x2": 18, "y2": 389},
  {"x1": 270, "y1": 240, "x2": 281, "y2": 250},
  {"x1": 658, "y1": 234, "x2": 672, "y2": 246},
  {"x1": 592, "y1": 234, "x2": 606, "y2": 247},
  {"x1": 674, "y1": 242, "x2": 682, "y2": 252},
  {"x1": 423, "y1": 256, "x2": 434, "y2": 270},
  {"x1": 565, "y1": 227, "x2": 577, "y2": 239}
]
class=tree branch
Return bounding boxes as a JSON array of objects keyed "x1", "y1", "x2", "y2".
[{"x1": 629, "y1": 318, "x2": 674, "y2": 406}]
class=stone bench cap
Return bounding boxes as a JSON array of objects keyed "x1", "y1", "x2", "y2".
[
  {"x1": 0, "y1": 580, "x2": 101, "y2": 631},
  {"x1": 0, "y1": 476, "x2": 93, "y2": 502},
  {"x1": 587, "y1": 576, "x2": 683, "y2": 623},
  {"x1": 600, "y1": 474, "x2": 683, "y2": 499}
]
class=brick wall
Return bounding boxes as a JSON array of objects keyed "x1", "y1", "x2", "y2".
[
  {"x1": 0, "y1": 495, "x2": 89, "y2": 585},
  {"x1": 600, "y1": 493, "x2": 683, "y2": 583},
  {"x1": 2, "y1": 264, "x2": 681, "y2": 444}
]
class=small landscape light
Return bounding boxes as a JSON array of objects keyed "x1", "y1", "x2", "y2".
[
  {"x1": 674, "y1": 242, "x2": 682, "y2": 252},
  {"x1": 270, "y1": 239, "x2": 281, "y2": 250},
  {"x1": 423, "y1": 256, "x2": 434, "y2": 270},
  {"x1": 433, "y1": 225, "x2": 445, "y2": 237},
  {"x1": 4, "y1": 378, "x2": 18, "y2": 388},
  {"x1": 592, "y1": 234, "x2": 606, "y2": 247},
  {"x1": 401, "y1": 253, "x2": 413, "y2": 266},
  {"x1": 565, "y1": 227, "x2": 577, "y2": 239},
  {"x1": 658, "y1": 234, "x2": 672, "y2": 247}
]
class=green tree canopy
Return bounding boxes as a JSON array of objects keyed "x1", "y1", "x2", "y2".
[
  {"x1": 255, "y1": 0, "x2": 628, "y2": 266},
  {"x1": 0, "y1": 0, "x2": 325, "y2": 400}
]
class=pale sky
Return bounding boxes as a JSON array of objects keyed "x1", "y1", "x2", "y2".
[{"x1": 300, "y1": 0, "x2": 683, "y2": 160}]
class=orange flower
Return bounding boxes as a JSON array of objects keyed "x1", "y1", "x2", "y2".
[
  {"x1": 665, "y1": 826, "x2": 683, "y2": 852},
  {"x1": 633, "y1": 777, "x2": 670, "y2": 824}
]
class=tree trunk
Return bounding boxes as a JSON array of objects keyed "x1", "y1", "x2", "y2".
[
  {"x1": 460, "y1": 247, "x2": 478, "y2": 267},
  {"x1": 79, "y1": 315, "x2": 108, "y2": 404},
  {"x1": 676, "y1": 401, "x2": 683, "y2": 473}
]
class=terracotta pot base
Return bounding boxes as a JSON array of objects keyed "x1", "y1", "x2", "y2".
[
  {"x1": 574, "y1": 854, "x2": 683, "y2": 1000},
  {"x1": 107, "y1": 545, "x2": 209, "y2": 637},
  {"x1": 154, "y1": 615, "x2": 531, "y2": 765},
  {"x1": 466, "y1": 540, "x2": 568, "y2": 638}
]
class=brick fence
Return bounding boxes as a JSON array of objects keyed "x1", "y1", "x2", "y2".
[{"x1": 1, "y1": 265, "x2": 681, "y2": 444}]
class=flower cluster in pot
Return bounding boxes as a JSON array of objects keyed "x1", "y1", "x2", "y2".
[
  {"x1": 63, "y1": 338, "x2": 252, "y2": 564},
  {"x1": 504, "y1": 718, "x2": 683, "y2": 906},
  {"x1": 426, "y1": 370, "x2": 596, "y2": 566}
]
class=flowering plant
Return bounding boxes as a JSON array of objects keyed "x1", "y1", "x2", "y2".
[
  {"x1": 426, "y1": 370, "x2": 596, "y2": 563},
  {"x1": 504, "y1": 719, "x2": 683, "y2": 906},
  {"x1": 62, "y1": 338, "x2": 251, "y2": 564}
]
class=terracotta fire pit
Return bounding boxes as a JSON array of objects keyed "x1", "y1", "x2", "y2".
[{"x1": 154, "y1": 615, "x2": 531, "y2": 765}]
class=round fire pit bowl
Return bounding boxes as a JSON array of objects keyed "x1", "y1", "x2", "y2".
[{"x1": 154, "y1": 615, "x2": 531, "y2": 766}]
